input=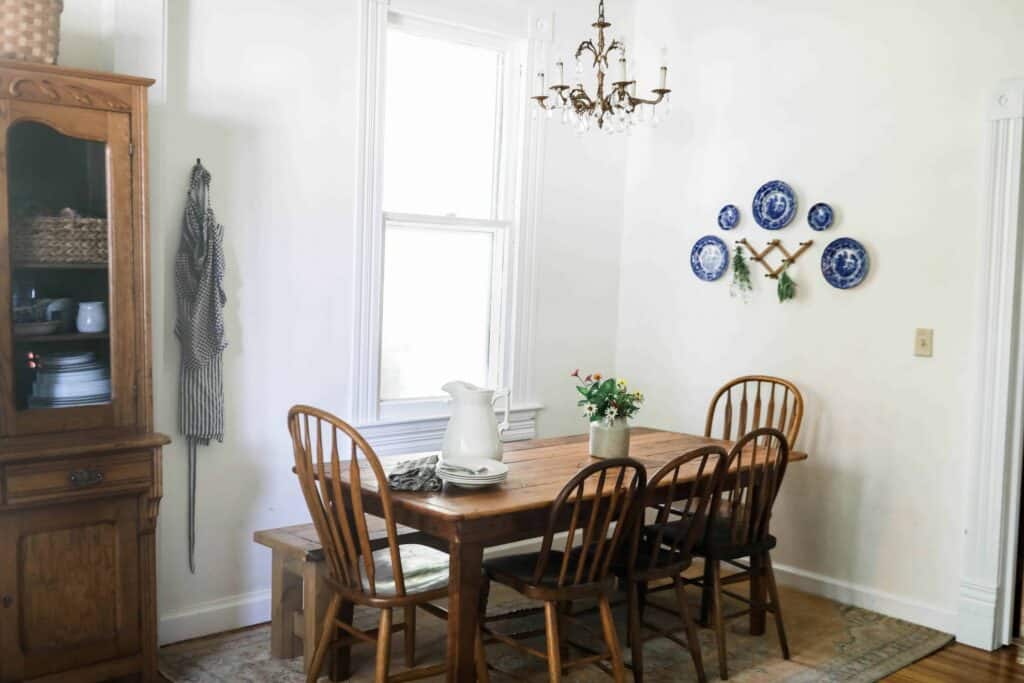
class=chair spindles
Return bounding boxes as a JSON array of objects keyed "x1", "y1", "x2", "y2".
[{"x1": 705, "y1": 376, "x2": 804, "y2": 449}]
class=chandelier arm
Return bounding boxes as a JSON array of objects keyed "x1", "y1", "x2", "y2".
[
  {"x1": 627, "y1": 89, "x2": 671, "y2": 107},
  {"x1": 575, "y1": 40, "x2": 598, "y2": 62},
  {"x1": 531, "y1": 95, "x2": 553, "y2": 110}
]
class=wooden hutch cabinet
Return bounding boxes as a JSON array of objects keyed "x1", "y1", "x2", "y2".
[{"x1": 0, "y1": 60, "x2": 168, "y2": 682}]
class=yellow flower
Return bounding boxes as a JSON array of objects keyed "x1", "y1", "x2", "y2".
[
  {"x1": 617, "y1": 379, "x2": 627, "y2": 390},
  {"x1": 593, "y1": 373, "x2": 603, "y2": 381}
]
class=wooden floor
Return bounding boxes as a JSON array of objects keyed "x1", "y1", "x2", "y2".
[
  {"x1": 882, "y1": 641, "x2": 1024, "y2": 682},
  {"x1": 157, "y1": 641, "x2": 1024, "y2": 682}
]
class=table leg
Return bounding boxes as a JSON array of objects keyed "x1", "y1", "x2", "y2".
[
  {"x1": 447, "y1": 537, "x2": 484, "y2": 683},
  {"x1": 750, "y1": 552, "x2": 766, "y2": 635}
]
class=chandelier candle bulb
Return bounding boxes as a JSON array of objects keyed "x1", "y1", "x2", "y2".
[
  {"x1": 536, "y1": 71, "x2": 545, "y2": 96},
  {"x1": 618, "y1": 57, "x2": 627, "y2": 82},
  {"x1": 659, "y1": 65, "x2": 667, "y2": 90},
  {"x1": 556, "y1": 60, "x2": 565, "y2": 85}
]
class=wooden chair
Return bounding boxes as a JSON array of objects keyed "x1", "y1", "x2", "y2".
[
  {"x1": 619, "y1": 446, "x2": 729, "y2": 683},
  {"x1": 288, "y1": 405, "x2": 479, "y2": 683},
  {"x1": 687, "y1": 427, "x2": 791, "y2": 680},
  {"x1": 479, "y1": 458, "x2": 647, "y2": 682},
  {"x1": 705, "y1": 375, "x2": 804, "y2": 448}
]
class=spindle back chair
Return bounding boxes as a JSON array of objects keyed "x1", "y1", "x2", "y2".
[
  {"x1": 704, "y1": 375, "x2": 803, "y2": 448},
  {"x1": 694, "y1": 427, "x2": 791, "y2": 680},
  {"x1": 480, "y1": 458, "x2": 646, "y2": 682},
  {"x1": 537, "y1": 458, "x2": 647, "y2": 594},
  {"x1": 288, "y1": 405, "x2": 458, "y2": 683},
  {"x1": 622, "y1": 446, "x2": 729, "y2": 683}
]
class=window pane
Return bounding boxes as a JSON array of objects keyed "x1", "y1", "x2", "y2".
[
  {"x1": 380, "y1": 225, "x2": 494, "y2": 400},
  {"x1": 383, "y1": 29, "x2": 500, "y2": 218}
]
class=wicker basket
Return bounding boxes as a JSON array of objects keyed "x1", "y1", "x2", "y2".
[
  {"x1": 0, "y1": 0, "x2": 63, "y2": 64},
  {"x1": 12, "y1": 215, "x2": 108, "y2": 264}
]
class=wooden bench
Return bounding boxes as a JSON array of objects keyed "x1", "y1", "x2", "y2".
[
  {"x1": 254, "y1": 521, "x2": 435, "y2": 672},
  {"x1": 254, "y1": 524, "x2": 329, "y2": 672}
]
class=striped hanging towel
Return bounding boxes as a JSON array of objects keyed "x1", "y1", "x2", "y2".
[{"x1": 174, "y1": 160, "x2": 227, "y2": 574}]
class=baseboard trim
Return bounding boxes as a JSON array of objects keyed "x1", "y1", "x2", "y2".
[
  {"x1": 772, "y1": 562, "x2": 957, "y2": 635},
  {"x1": 159, "y1": 589, "x2": 271, "y2": 646}
]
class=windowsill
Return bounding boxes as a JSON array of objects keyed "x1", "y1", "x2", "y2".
[{"x1": 356, "y1": 402, "x2": 544, "y2": 456}]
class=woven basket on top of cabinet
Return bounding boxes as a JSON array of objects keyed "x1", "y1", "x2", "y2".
[
  {"x1": 0, "y1": 0, "x2": 63, "y2": 64},
  {"x1": 12, "y1": 214, "x2": 109, "y2": 264}
]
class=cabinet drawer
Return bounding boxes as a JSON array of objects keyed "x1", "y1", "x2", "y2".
[{"x1": 3, "y1": 451, "x2": 153, "y2": 504}]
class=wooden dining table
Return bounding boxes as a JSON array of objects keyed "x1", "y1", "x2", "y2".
[{"x1": 334, "y1": 427, "x2": 808, "y2": 682}]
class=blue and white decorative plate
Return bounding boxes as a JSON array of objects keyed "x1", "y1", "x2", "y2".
[
  {"x1": 718, "y1": 204, "x2": 740, "y2": 230},
  {"x1": 752, "y1": 180, "x2": 797, "y2": 230},
  {"x1": 808, "y1": 202, "x2": 834, "y2": 231},
  {"x1": 691, "y1": 235, "x2": 729, "y2": 281},
  {"x1": 821, "y1": 237, "x2": 869, "y2": 289}
]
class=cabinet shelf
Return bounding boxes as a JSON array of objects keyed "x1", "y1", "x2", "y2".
[
  {"x1": 13, "y1": 262, "x2": 108, "y2": 270},
  {"x1": 13, "y1": 332, "x2": 109, "y2": 343}
]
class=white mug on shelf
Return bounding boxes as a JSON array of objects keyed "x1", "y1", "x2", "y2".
[{"x1": 76, "y1": 301, "x2": 107, "y2": 333}]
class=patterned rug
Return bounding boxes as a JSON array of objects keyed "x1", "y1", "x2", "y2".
[{"x1": 160, "y1": 582, "x2": 951, "y2": 682}]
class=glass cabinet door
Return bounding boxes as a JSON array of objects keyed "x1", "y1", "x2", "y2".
[{"x1": 0, "y1": 101, "x2": 137, "y2": 436}]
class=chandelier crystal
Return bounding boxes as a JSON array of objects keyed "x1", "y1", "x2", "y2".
[{"x1": 532, "y1": 0, "x2": 671, "y2": 134}]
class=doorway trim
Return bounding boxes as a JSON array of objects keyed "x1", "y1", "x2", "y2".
[{"x1": 959, "y1": 79, "x2": 1024, "y2": 650}]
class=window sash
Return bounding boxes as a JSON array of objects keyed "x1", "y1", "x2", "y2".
[
  {"x1": 386, "y1": 12, "x2": 511, "y2": 222},
  {"x1": 378, "y1": 212, "x2": 509, "y2": 419}
]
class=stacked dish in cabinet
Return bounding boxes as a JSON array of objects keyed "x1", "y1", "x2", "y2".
[{"x1": 28, "y1": 351, "x2": 111, "y2": 408}]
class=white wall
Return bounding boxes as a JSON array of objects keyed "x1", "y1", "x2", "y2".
[
  {"x1": 57, "y1": 0, "x2": 630, "y2": 643},
  {"x1": 616, "y1": 0, "x2": 1024, "y2": 632}
]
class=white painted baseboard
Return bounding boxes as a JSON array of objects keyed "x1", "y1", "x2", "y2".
[
  {"x1": 772, "y1": 562, "x2": 958, "y2": 635},
  {"x1": 159, "y1": 589, "x2": 271, "y2": 646}
]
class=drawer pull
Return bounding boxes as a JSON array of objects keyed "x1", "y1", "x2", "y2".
[
  {"x1": 1, "y1": 595, "x2": 12, "y2": 608},
  {"x1": 68, "y1": 469, "x2": 105, "y2": 487}
]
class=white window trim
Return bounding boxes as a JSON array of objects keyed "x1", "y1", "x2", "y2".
[{"x1": 351, "y1": 0, "x2": 550, "y2": 452}]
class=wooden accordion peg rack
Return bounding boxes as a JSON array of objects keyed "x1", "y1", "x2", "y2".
[{"x1": 735, "y1": 238, "x2": 814, "y2": 279}]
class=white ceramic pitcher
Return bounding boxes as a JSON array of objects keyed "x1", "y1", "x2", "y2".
[{"x1": 441, "y1": 381, "x2": 511, "y2": 462}]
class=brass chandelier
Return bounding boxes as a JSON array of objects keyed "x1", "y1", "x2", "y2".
[{"x1": 532, "y1": 0, "x2": 671, "y2": 134}]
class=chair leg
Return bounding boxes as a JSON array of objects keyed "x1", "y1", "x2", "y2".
[
  {"x1": 333, "y1": 600, "x2": 355, "y2": 680},
  {"x1": 558, "y1": 606, "x2": 570, "y2": 674},
  {"x1": 306, "y1": 594, "x2": 342, "y2": 683},
  {"x1": 475, "y1": 625, "x2": 491, "y2": 683},
  {"x1": 598, "y1": 595, "x2": 626, "y2": 683},
  {"x1": 637, "y1": 581, "x2": 649, "y2": 624},
  {"x1": 477, "y1": 577, "x2": 492, "y2": 683},
  {"x1": 674, "y1": 577, "x2": 707, "y2": 683},
  {"x1": 375, "y1": 608, "x2": 393, "y2": 683},
  {"x1": 710, "y1": 560, "x2": 728, "y2": 681},
  {"x1": 765, "y1": 554, "x2": 790, "y2": 660},
  {"x1": 627, "y1": 582, "x2": 644, "y2": 683},
  {"x1": 404, "y1": 606, "x2": 416, "y2": 667},
  {"x1": 699, "y1": 557, "x2": 713, "y2": 627},
  {"x1": 544, "y1": 601, "x2": 563, "y2": 683}
]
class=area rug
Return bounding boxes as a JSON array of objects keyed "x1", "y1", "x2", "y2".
[{"x1": 159, "y1": 583, "x2": 951, "y2": 682}]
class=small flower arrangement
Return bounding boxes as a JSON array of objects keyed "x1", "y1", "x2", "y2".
[{"x1": 571, "y1": 369, "x2": 644, "y2": 426}]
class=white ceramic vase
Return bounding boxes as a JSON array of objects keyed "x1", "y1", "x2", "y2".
[
  {"x1": 589, "y1": 419, "x2": 630, "y2": 459},
  {"x1": 76, "y1": 301, "x2": 107, "y2": 333}
]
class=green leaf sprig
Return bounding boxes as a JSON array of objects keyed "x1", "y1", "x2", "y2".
[
  {"x1": 730, "y1": 245, "x2": 753, "y2": 301},
  {"x1": 777, "y1": 266, "x2": 796, "y2": 303}
]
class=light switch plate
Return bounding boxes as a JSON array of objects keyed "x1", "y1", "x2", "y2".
[{"x1": 915, "y1": 328, "x2": 934, "y2": 357}]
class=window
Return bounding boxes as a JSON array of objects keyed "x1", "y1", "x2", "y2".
[{"x1": 368, "y1": 11, "x2": 525, "y2": 422}]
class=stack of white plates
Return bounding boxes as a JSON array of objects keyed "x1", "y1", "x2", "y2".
[
  {"x1": 29, "y1": 351, "x2": 112, "y2": 409},
  {"x1": 436, "y1": 458, "x2": 509, "y2": 489}
]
